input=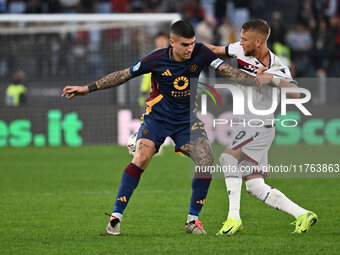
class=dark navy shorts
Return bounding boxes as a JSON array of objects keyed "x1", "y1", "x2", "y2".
[{"x1": 136, "y1": 115, "x2": 207, "y2": 152}]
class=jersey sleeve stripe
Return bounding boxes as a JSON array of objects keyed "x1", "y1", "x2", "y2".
[
  {"x1": 145, "y1": 94, "x2": 163, "y2": 115},
  {"x1": 142, "y1": 50, "x2": 167, "y2": 64}
]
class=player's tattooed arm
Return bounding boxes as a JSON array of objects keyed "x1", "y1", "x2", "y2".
[
  {"x1": 217, "y1": 62, "x2": 256, "y2": 86},
  {"x1": 61, "y1": 68, "x2": 133, "y2": 99},
  {"x1": 96, "y1": 68, "x2": 133, "y2": 90}
]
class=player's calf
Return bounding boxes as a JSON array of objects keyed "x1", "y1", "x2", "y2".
[
  {"x1": 182, "y1": 136, "x2": 213, "y2": 235},
  {"x1": 246, "y1": 178, "x2": 305, "y2": 213},
  {"x1": 220, "y1": 153, "x2": 243, "y2": 221}
]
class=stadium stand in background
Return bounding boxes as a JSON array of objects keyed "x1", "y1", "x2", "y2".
[
  {"x1": 0, "y1": 0, "x2": 340, "y2": 146},
  {"x1": 0, "y1": 0, "x2": 340, "y2": 80}
]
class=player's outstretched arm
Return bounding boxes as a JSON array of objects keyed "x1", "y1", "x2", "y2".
[
  {"x1": 61, "y1": 68, "x2": 133, "y2": 99},
  {"x1": 255, "y1": 68, "x2": 300, "y2": 98},
  {"x1": 205, "y1": 43, "x2": 226, "y2": 57},
  {"x1": 61, "y1": 85, "x2": 89, "y2": 99},
  {"x1": 95, "y1": 68, "x2": 133, "y2": 90},
  {"x1": 217, "y1": 62, "x2": 256, "y2": 86}
]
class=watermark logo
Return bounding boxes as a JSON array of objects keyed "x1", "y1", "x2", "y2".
[
  {"x1": 200, "y1": 83, "x2": 311, "y2": 116},
  {"x1": 198, "y1": 82, "x2": 223, "y2": 112}
]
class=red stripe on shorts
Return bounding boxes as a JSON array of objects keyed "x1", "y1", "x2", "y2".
[
  {"x1": 232, "y1": 137, "x2": 253, "y2": 150},
  {"x1": 241, "y1": 152, "x2": 259, "y2": 165}
]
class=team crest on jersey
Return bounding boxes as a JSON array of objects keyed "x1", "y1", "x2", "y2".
[
  {"x1": 173, "y1": 76, "x2": 189, "y2": 90},
  {"x1": 190, "y1": 64, "x2": 198, "y2": 72}
]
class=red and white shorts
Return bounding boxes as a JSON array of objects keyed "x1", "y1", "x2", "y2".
[{"x1": 229, "y1": 124, "x2": 275, "y2": 178}]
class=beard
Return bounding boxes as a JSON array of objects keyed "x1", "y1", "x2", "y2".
[{"x1": 244, "y1": 48, "x2": 256, "y2": 57}]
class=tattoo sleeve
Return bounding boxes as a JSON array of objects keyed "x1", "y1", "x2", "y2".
[
  {"x1": 217, "y1": 62, "x2": 256, "y2": 86},
  {"x1": 95, "y1": 68, "x2": 133, "y2": 90},
  {"x1": 180, "y1": 137, "x2": 214, "y2": 168},
  {"x1": 180, "y1": 137, "x2": 214, "y2": 179}
]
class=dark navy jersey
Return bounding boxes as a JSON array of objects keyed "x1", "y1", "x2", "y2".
[{"x1": 129, "y1": 42, "x2": 223, "y2": 124}]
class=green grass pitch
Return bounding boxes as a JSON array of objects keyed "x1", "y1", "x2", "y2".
[{"x1": 0, "y1": 145, "x2": 339, "y2": 254}]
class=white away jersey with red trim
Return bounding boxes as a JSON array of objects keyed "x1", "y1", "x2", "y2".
[{"x1": 225, "y1": 41, "x2": 297, "y2": 122}]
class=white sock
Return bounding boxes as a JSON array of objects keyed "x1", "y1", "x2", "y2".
[
  {"x1": 245, "y1": 178, "x2": 307, "y2": 218},
  {"x1": 112, "y1": 212, "x2": 123, "y2": 221},
  {"x1": 187, "y1": 214, "x2": 198, "y2": 222},
  {"x1": 220, "y1": 153, "x2": 242, "y2": 220}
]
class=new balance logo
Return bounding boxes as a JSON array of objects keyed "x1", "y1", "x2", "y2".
[
  {"x1": 117, "y1": 196, "x2": 127, "y2": 202},
  {"x1": 162, "y1": 69, "x2": 172, "y2": 76},
  {"x1": 196, "y1": 199, "x2": 205, "y2": 205}
]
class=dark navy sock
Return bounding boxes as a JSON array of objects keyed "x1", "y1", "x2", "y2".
[
  {"x1": 113, "y1": 163, "x2": 144, "y2": 214},
  {"x1": 189, "y1": 174, "x2": 212, "y2": 216}
]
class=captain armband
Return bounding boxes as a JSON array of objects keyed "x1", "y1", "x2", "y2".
[{"x1": 210, "y1": 58, "x2": 224, "y2": 70}]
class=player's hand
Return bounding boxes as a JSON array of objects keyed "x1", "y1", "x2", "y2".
[
  {"x1": 61, "y1": 86, "x2": 89, "y2": 99},
  {"x1": 255, "y1": 67, "x2": 273, "y2": 90}
]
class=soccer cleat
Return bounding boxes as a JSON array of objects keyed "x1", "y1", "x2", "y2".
[
  {"x1": 291, "y1": 211, "x2": 318, "y2": 234},
  {"x1": 216, "y1": 217, "x2": 243, "y2": 236},
  {"x1": 185, "y1": 219, "x2": 207, "y2": 234},
  {"x1": 106, "y1": 216, "x2": 121, "y2": 236}
]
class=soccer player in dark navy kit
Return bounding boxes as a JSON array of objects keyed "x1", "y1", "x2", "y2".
[{"x1": 62, "y1": 20, "x2": 259, "y2": 235}]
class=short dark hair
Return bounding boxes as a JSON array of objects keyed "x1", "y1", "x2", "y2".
[
  {"x1": 241, "y1": 19, "x2": 271, "y2": 39},
  {"x1": 170, "y1": 20, "x2": 195, "y2": 39}
]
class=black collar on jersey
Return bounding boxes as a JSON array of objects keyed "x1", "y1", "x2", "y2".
[{"x1": 256, "y1": 50, "x2": 271, "y2": 67}]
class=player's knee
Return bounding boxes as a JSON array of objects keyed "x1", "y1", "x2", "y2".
[
  {"x1": 220, "y1": 148, "x2": 241, "y2": 162},
  {"x1": 228, "y1": 147, "x2": 242, "y2": 160},
  {"x1": 219, "y1": 153, "x2": 237, "y2": 166},
  {"x1": 220, "y1": 153, "x2": 242, "y2": 178}
]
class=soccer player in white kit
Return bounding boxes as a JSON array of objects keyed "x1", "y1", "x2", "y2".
[{"x1": 207, "y1": 19, "x2": 318, "y2": 235}]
